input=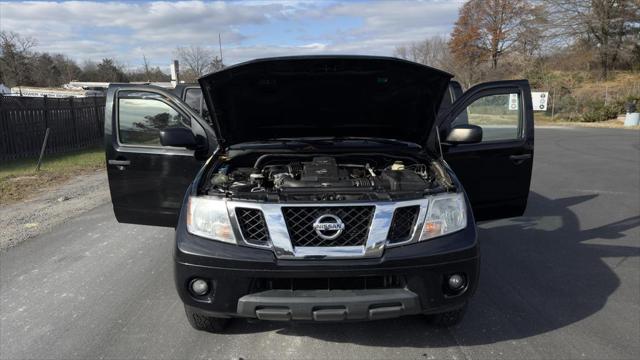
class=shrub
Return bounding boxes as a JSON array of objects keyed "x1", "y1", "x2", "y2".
[
  {"x1": 581, "y1": 100, "x2": 620, "y2": 122},
  {"x1": 616, "y1": 95, "x2": 639, "y2": 113}
]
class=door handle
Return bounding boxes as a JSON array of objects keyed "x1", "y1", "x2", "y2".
[
  {"x1": 509, "y1": 154, "x2": 532, "y2": 165},
  {"x1": 108, "y1": 160, "x2": 131, "y2": 166},
  {"x1": 108, "y1": 159, "x2": 130, "y2": 170}
]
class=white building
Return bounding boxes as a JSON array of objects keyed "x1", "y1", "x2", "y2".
[
  {"x1": 0, "y1": 84, "x2": 11, "y2": 95},
  {"x1": 8, "y1": 86, "x2": 104, "y2": 98}
]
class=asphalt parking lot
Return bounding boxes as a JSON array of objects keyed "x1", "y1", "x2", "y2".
[{"x1": 1, "y1": 127, "x2": 639, "y2": 360}]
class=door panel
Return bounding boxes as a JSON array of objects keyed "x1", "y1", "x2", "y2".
[
  {"x1": 440, "y1": 80, "x2": 534, "y2": 221},
  {"x1": 105, "y1": 85, "x2": 214, "y2": 227}
]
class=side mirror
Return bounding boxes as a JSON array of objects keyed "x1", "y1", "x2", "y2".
[
  {"x1": 160, "y1": 127, "x2": 197, "y2": 149},
  {"x1": 445, "y1": 124, "x2": 483, "y2": 145}
]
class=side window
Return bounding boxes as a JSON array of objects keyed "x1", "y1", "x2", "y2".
[
  {"x1": 438, "y1": 86, "x2": 454, "y2": 115},
  {"x1": 184, "y1": 88, "x2": 203, "y2": 114},
  {"x1": 184, "y1": 88, "x2": 211, "y2": 123},
  {"x1": 118, "y1": 91, "x2": 191, "y2": 146},
  {"x1": 452, "y1": 93, "x2": 521, "y2": 142}
]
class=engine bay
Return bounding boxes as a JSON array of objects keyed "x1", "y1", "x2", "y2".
[{"x1": 205, "y1": 153, "x2": 453, "y2": 202}]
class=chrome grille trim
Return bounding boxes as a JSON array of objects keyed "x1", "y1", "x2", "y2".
[
  {"x1": 235, "y1": 208, "x2": 270, "y2": 245},
  {"x1": 225, "y1": 198, "x2": 430, "y2": 259},
  {"x1": 387, "y1": 206, "x2": 421, "y2": 243},
  {"x1": 282, "y1": 206, "x2": 375, "y2": 247}
]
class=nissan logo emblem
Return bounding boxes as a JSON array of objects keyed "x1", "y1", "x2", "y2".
[{"x1": 312, "y1": 214, "x2": 345, "y2": 240}]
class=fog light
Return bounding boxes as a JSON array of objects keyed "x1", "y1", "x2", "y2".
[
  {"x1": 447, "y1": 274, "x2": 465, "y2": 290},
  {"x1": 190, "y1": 279, "x2": 209, "y2": 296}
]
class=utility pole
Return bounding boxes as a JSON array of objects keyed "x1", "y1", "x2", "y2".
[
  {"x1": 171, "y1": 60, "x2": 180, "y2": 87},
  {"x1": 551, "y1": 87, "x2": 556, "y2": 120},
  {"x1": 218, "y1": 33, "x2": 223, "y2": 63}
]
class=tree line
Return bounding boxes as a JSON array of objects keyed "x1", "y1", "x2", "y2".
[
  {"x1": 395, "y1": 0, "x2": 639, "y2": 87},
  {"x1": 0, "y1": 31, "x2": 225, "y2": 88},
  {"x1": 1, "y1": 0, "x2": 638, "y2": 90}
]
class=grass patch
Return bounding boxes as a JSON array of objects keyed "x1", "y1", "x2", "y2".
[{"x1": 0, "y1": 147, "x2": 105, "y2": 204}]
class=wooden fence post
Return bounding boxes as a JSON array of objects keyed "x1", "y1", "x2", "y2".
[
  {"x1": 35, "y1": 128, "x2": 50, "y2": 172},
  {"x1": 94, "y1": 95, "x2": 103, "y2": 138},
  {"x1": 69, "y1": 97, "x2": 79, "y2": 148},
  {"x1": 43, "y1": 95, "x2": 49, "y2": 129},
  {"x1": 43, "y1": 96, "x2": 49, "y2": 146},
  {"x1": 42, "y1": 94, "x2": 51, "y2": 155},
  {"x1": 0, "y1": 96, "x2": 7, "y2": 160}
]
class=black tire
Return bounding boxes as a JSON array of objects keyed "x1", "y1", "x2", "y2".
[
  {"x1": 184, "y1": 305, "x2": 231, "y2": 333},
  {"x1": 427, "y1": 302, "x2": 467, "y2": 328}
]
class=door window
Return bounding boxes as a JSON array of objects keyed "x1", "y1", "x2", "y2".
[
  {"x1": 452, "y1": 93, "x2": 521, "y2": 142},
  {"x1": 184, "y1": 87, "x2": 211, "y2": 123},
  {"x1": 184, "y1": 88, "x2": 203, "y2": 115},
  {"x1": 118, "y1": 91, "x2": 191, "y2": 146}
]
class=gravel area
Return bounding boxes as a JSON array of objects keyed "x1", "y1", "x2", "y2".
[{"x1": 0, "y1": 170, "x2": 110, "y2": 250}]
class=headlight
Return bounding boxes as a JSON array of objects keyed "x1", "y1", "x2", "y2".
[
  {"x1": 187, "y1": 197, "x2": 236, "y2": 244},
  {"x1": 419, "y1": 193, "x2": 467, "y2": 241}
]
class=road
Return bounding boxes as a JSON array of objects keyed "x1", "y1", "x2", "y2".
[{"x1": 1, "y1": 128, "x2": 639, "y2": 360}]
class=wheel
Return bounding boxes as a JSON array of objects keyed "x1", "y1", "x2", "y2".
[
  {"x1": 427, "y1": 302, "x2": 468, "y2": 327},
  {"x1": 184, "y1": 305, "x2": 231, "y2": 333}
]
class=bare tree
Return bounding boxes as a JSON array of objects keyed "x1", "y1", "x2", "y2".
[
  {"x1": 0, "y1": 31, "x2": 37, "y2": 89},
  {"x1": 475, "y1": 0, "x2": 533, "y2": 69},
  {"x1": 175, "y1": 46, "x2": 212, "y2": 78},
  {"x1": 79, "y1": 58, "x2": 128, "y2": 82},
  {"x1": 31, "y1": 53, "x2": 61, "y2": 87},
  {"x1": 174, "y1": 46, "x2": 224, "y2": 81},
  {"x1": 209, "y1": 57, "x2": 225, "y2": 73},
  {"x1": 515, "y1": 4, "x2": 549, "y2": 57},
  {"x1": 394, "y1": 35, "x2": 451, "y2": 69},
  {"x1": 142, "y1": 54, "x2": 152, "y2": 81},
  {"x1": 544, "y1": 0, "x2": 640, "y2": 79},
  {"x1": 128, "y1": 58, "x2": 171, "y2": 82},
  {"x1": 394, "y1": 45, "x2": 409, "y2": 61},
  {"x1": 52, "y1": 54, "x2": 82, "y2": 84}
]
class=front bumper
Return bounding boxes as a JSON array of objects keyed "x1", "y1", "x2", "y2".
[
  {"x1": 174, "y1": 215, "x2": 479, "y2": 321},
  {"x1": 238, "y1": 288, "x2": 421, "y2": 321}
]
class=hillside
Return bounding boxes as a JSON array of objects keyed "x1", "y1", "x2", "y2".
[{"x1": 531, "y1": 71, "x2": 640, "y2": 124}]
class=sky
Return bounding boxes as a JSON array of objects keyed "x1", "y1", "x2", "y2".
[{"x1": 0, "y1": 0, "x2": 464, "y2": 70}]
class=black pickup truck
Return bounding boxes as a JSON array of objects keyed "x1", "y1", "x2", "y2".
[{"x1": 104, "y1": 55, "x2": 533, "y2": 332}]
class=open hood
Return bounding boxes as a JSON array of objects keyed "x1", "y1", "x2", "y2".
[{"x1": 198, "y1": 56, "x2": 453, "y2": 147}]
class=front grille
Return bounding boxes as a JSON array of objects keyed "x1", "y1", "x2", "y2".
[
  {"x1": 387, "y1": 206, "x2": 420, "y2": 243},
  {"x1": 281, "y1": 206, "x2": 374, "y2": 247},
  {"x1": 252, "y1": 275, "x2": 405, "y2": 292},
  {"x1": 236, "y1": 208, "x2": 270, "y2": 245}
]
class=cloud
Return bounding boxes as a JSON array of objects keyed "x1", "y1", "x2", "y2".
[
  {"x1": 298, "y1": 0, "x2": 462, "y2": 53},
  {"x1": 0, "y1": 0, "x2": 463, "y2": 67},
  {"x1": 222, "y1": 0, "x2": 463, "y2": 64}
]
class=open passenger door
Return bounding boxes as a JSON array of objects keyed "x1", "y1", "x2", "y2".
[
  {"x1": 437, "y1": 80, "x2": 534, "y2": 221},
  {"x1": 104, "y1": 85, "x2": 217, "y2": 227}
]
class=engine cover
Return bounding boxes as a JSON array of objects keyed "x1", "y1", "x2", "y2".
[{"x1": 300, "y1": 157, "x2": 347, "y2": 183}]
